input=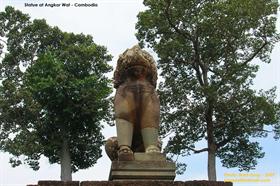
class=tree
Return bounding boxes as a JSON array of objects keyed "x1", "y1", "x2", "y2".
[
  {"x1": 0, "y1": 6, "x2": 112, "y2": 181},
  {"x1": 136, "y1": 0, "x2": 280, "y2": 181}
]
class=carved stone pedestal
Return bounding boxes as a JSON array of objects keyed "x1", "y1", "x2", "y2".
[{"x1": 109, "y1": 153, "x2": 176, "y2": 181}]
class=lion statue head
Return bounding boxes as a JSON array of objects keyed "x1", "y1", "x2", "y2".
[{"x1": 113, "y1": 45, "x2": 157, "y2": 88}]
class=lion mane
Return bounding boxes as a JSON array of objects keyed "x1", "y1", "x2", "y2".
[{"x1": 113, "y1": 45, "x2": 157, "y2": 88}]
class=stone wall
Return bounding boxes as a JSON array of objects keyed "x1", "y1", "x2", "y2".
[{"x1": 28, "y1": 181, "x2": 233, "y2": 186}]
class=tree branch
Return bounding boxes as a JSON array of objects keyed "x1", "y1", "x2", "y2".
[
  {"x1": 189, "y1": 147, "x2": 209, "y2": 154},
  {"x1": 192, "y1": 63, "x2": 204, "y2": 86},
  {"x1": 0, "y1": 38, "x2": 7, "y2": 44},
  {"x1": 252, "y1": 128, "x2": 273, "y2": 133},
  {"x1": 216, "y1": 138, "x2": 232, "y2": 149},
  {"x1": 241, "y1": 41, "x2": 268, "y2": 66},
  {"x1": 192, "y1": 33, "x2": 207, "y2": 86},
  {"x1": 216, "y1": 41, "x2": 268, "y2": 89},
  {"x1": 164, "y1": 0, "x2": 209, "y2": 87},
  {"x1": 161, "y1": 130, "x2": 175, "y2": 138},
  {"x1": 164, "y1": 0, "x2": 193, "y2": 41},
  {"x1": 208, "y1": 67, "x2": 220, "y2": 76}
]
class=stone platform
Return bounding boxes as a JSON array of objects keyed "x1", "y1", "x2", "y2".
[
  {"x1": 29, "y1": 181, "x2": 233, "y2": 186},
  {"x1": 109, "y1": 153, "x2": 176, "y2": 181},
  {"x1": 28, "y1": 155, "x2": 233, "y2": 186}
]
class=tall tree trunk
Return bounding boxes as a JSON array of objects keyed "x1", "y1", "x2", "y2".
[
  {"x1": 206, "y1": 98, "x2": 217, "y2": 181},
  {"x1": 60, "y1": 138, "x2": 72, "y2": 181},
  {"x1": 208, "y1": 143, "x2": 217, "y2": 181}
]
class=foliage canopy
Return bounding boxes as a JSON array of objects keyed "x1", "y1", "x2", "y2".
[
  {"x1": 136, "y1": 0, "x2": 280, "y2": 180},
  {"x1": 0, "y1": 6, "x2": 112, "y2": 178}
]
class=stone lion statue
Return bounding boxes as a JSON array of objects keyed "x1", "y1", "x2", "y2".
[{"x1": 105, "y1": 45, "x2": 161, "y2": 161}]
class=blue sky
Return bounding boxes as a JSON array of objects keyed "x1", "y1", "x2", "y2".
[{"x1": 0, "y1": 0, "x2": 279, "y2": 186}]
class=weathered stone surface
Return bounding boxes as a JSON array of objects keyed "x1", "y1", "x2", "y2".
[
  {"x1": 113, "y1": 45, "x2": 158, "y2": 89},
  {"x1": 109, "y1": 160, "x2": 176, "y2": 181},
  {"x1": 134, "y1": 153, "x2": 166, "y2": 161},
  {"x1": 81, "y1": 181, "x2": 233, "y2": 186},
  {"x1": 38, "y1": 181, "x2": 79, "y2": 186},
  {"x1": 106, "y1": 45, "x2": 161, "y2": 161},
  {"x1": 31, "y1": 180, "x2": 232, "y2": 186}
]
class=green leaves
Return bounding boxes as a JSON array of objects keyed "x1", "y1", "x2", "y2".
[
  {"x1": 136, "y1": 0, "x2": 280, "y2": 176},
  {"x1": 0, "y1": 6, "x2": 113, "y2": 173},
  {"x1": 218, "y1": 139, "x2": 265, "y2": 171}
]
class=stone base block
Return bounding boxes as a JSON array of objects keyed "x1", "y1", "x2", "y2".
[
  {"x1": 81, "y1": 181, "x2": 233, "y2": 186},
  {"x1": 37, "y1": 181, "x2": 79, "y2": 186},
  {"x1": 30, "y1": 180, "x2": 233, "y2": 186},
  {"x1": 109, "y1": 153, "x2": 176, "y2": 181},
  {"x1": 133, "y1": 153, "x2": 167, "y2": 161}
]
